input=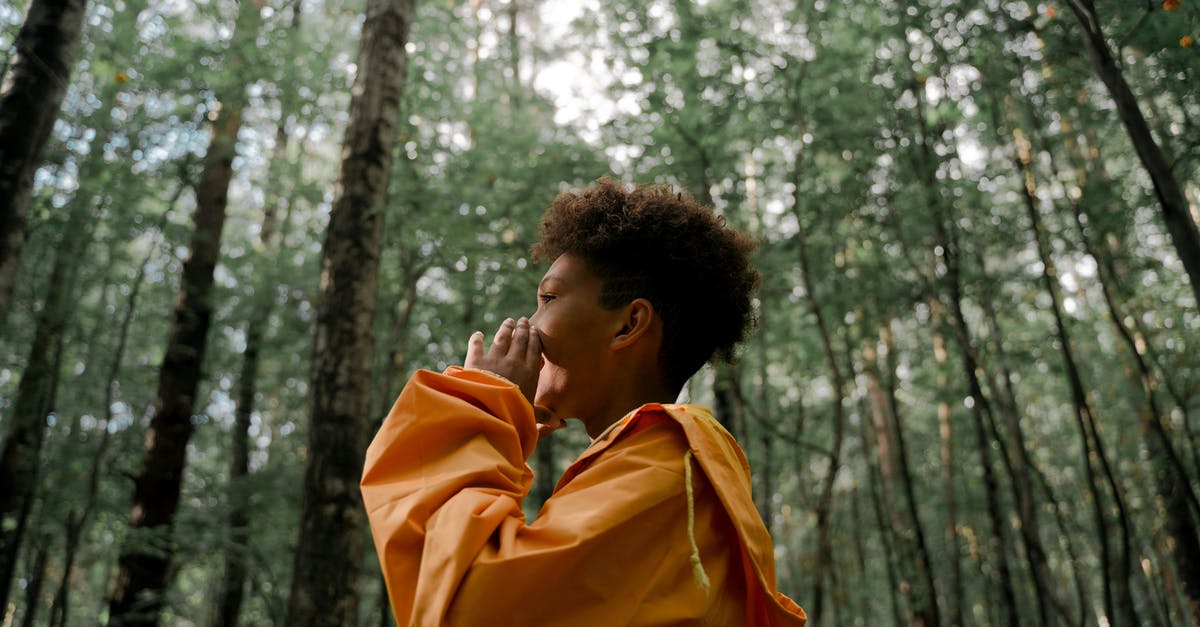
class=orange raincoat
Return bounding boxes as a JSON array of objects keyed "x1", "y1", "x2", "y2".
[{"x1": 362, "y1": 367, "x2": 807, "y2": 626}]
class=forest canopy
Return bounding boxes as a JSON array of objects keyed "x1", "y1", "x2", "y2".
[{"x1": 0, "y1": 0, "x2": 1198, "y2": 625}]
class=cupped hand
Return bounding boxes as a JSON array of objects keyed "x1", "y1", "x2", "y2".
[{"x1": 465, "y1": 317, "x2": 543, "y2": 408}]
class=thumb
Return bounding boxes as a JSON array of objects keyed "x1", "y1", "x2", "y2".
[{"x1": 464, "y1": 331, "x2": 484, "y2": 368}]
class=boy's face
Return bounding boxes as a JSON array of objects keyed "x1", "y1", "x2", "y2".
[{"x1": 530, "y1": 253, "x2": 624, "y2": 427}]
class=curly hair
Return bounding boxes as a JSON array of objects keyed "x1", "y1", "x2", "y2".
[{"x1": 532, "y1": 178, "x2": 759, "y2": 389}]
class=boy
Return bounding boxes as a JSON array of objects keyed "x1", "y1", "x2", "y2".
[{"x1": 362, "y1": 179, "x2": 807, "y2": 625}]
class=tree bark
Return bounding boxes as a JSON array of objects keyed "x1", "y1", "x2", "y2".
[
  {"x1": 869, "y1": 324, "x2": 942, "y2": 627},
  {"x1": 0, "y1": 195, "x2": 91, "y2": 610},
  {"x1": 211, "y1": 152, "x2": 286, "y2": 627},
  {"x1": 934, "y1": 213, "x2": 1020, "y2": 627},
  {"x1": 878, "y1": 322, "x2": 944, "y2": 627},
  {"x1": 861, "y1": 334, "x2": 940, "y2": 627},
  {"x1": 905, "y1": 61, "x2": 1007, "y2": 626},
  {"x1": 212, "y1": 11, "x2": 303, "y2": 626},
  {"x1": 0, "y1": 0, "x2": 152, "y2": 604},
  {"x1": 0, "y1": 0, "x2": 88, "y2": 324},
  {"x1": 754, "y1": 308, "x2": 775, "y2": 538},
  {"x1": 973, "y1": 247, "x2": 1074, "y2": 626},
  {"x1": 853, "y1": 366, "x2": 907, "y2": 627},
  {"x1": 931, "y1": 304, "x2": 966, "y2": 627},
  {"x1": 107, "y1": 2, "x2": 261, "y2": 623},
  {"x1": 790, "y1": 164, "x2": 847, "y2": 625},
  {"x1": 1064, "y1": 0, "x2": 1200, "y2": 307},
  {"x1": 285, "y1": 0, "x2": 414, "y2": 623},
  {"x1": 16, "y1": 535, "x2": 48, "y2": 627}
]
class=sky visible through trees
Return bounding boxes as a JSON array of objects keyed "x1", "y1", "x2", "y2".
[{"x1": 0, "y1": 0, "x2": 1198, "y2": 625}]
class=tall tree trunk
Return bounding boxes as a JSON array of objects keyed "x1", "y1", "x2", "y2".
[
  {"x1": 0, "y1": 0, "x2": 87, "y2": 323},
  {"x1": 1056, "y1": 145, "x2": 1200, "y2": 624},
  {"x1": 506, "y1": 0, "x2": 520, "y2": 92},
  {"x1": 1030, "y1": 459, "x2": 1090, "y2": 627},
  {"x1": 853, "y1": 367, "x2": 907, "y2": 627},
  {"x1": 1063, "y1": 0, "x2": 1200, "y2": 306},
  {"x1": 790, "y1": 165, "x2": 847, "y2": 625},
  {"x1": 107, "y1": 3, "x2": 261, "y2": 623},
  {"x1": 16, "y1": 534, "x2": 48, "y2": 627},
  {"x1": 0, "y1": 0, "x2": 151, "y2": 601},
  {"x1": 862, "y1": 334, "x2": 939, "y2": 627},
  {"x1": 211, "y1": 151, "x2": 288, "y2": 627},
  {"x1": 210, "y1": 183, "x2": 271, "y2": 627},
  {"x1": 906, "y1": 60, "x2": 1009, "y2": 626},
  {"x1": 1013, "y1": 126, "x2": 1140, "y2": 626},
  {"x1": 692, "y1": 172, "x2": 747, "y2": 442},
  {"x1": 286, "y1": 0, "x2": 414, "y2": 623},
  {"x1": 972, "y1": 247, "x2": 1072, "y2": 626},
  {"x1": 932, "y1": 304, "x2": 966, "y2": 627},
  {"x1": 878, "y1": 321, "x2": 940, "y2": 619},
  {"x1": 0, "y1": 195, "x2": 93, "y2": 610},
  {"x1": 1059, "y1": 122, "x2": 1200, "y2": 476},
  {"x1": 754, "y1": 306, "x2": 774, "y2": 537},
  {"x1": 212, "y1": 11, "x2": 302, "y2": 625},
  {"x1": 935, "y1": 214, "x2": 1020, "y2": 627},
  {"x1": 711, "y1": 362, "x2": 747, "y2": 441},
  {"x1": 950, "y1": 310, "x2": 1019, "y2": 627},
  {"x1": 877, "y1": 323, "x2": 942, "y2": 627}
]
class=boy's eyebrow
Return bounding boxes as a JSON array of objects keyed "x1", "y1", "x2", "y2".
[{"x1": 539, "y1": 275, "x2": 564, "y2": 289}]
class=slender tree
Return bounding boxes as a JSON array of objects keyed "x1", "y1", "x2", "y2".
[
  {"x1": 0, "y1": 199, "x2": 87, "y2": 609},
  {"x1": 0, "y1": 0, "x2": 88, "y2": 324},
  {"x1": 1063, "y1": 0, "x2": 1200, "y2": 307},
  {"x1": 931, "y1": 304, "x2": 966, "y2": 627},
  {"x1": 1044, "y1": 117, "x2": 1200, "y2": 624},
  {"x1": 790, "y1": 159, "x2": 848, "y2": 624},
  {"x1": 901, "y1": 53, "x2": 1008, "y2": 626},
  {"x1": 210, "y1": 8, "x2": 305, "y2": 625},
  {"x1": 285, "y1": 0, "x2": 415, "y2": 623},
  {"x1": 1012, "y1": 124, "x2": 1141, "y2": 626},
  {"x1": 849, "y1": 347, "x2": 907, "y2": 627},
  {"x1": 107, "y1": 2, "x2": 264, "y2": 623},
  {"x1": 0, "y1": 0, "x2": 151, "y2": 597}
]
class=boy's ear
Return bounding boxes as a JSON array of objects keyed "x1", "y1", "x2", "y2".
[{"x1": 611, "y1": 298, "x2": 655, "y2": 350}]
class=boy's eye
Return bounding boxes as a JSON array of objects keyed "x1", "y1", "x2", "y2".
[{"x1": 538, "y1": 294, "x2": 555, "y2": 303}]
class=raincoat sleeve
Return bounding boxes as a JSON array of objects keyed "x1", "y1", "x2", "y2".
[{"x1": 361, "y1": 367, "x2": 727, "y2": 626}]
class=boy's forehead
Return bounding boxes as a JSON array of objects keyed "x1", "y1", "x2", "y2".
[{"x1": 539, "y1": 253, "x2": 603, "y2": 288}]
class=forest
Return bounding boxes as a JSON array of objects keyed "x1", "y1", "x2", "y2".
[{"x1": 0, "y1": 0, "x2": 1198, "y2": 624}]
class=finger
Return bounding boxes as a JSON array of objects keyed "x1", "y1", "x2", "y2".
[
  {"x1": 465, "y1": 331, "x2": 484, "y2": 367},
  {"x1": 526, "y1": 324, "x2": 542, "y2": 365},
  {"x1": 535, "y1": 410, "x2": 565, "y2": 441},
  {"x1": 491, "y1": 318, "x2": 514, "y2": 355},
  {"x1": 510, "y1": 318, "x2": 530, "y2": 357},
  {"x1": 532, "y1": 403, "x2": 554, "y2": 422}
]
